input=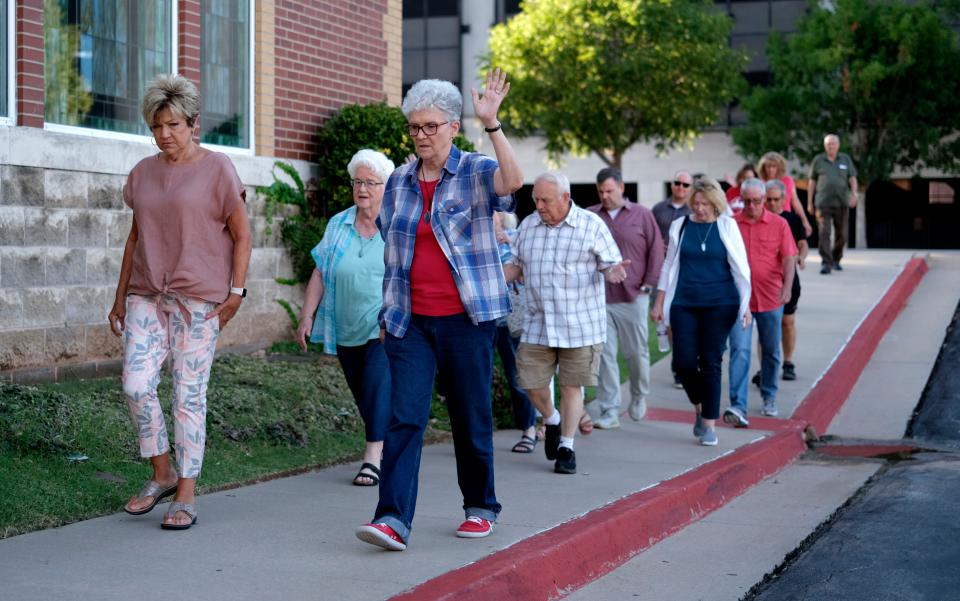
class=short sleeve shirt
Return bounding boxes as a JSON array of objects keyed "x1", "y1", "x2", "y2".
[
  {"x1": 809, "y1": 153, "x2": 857, "y2": 208},
  {"x1": 734, "y1": 209, "x2": 798, "y2": 313}
]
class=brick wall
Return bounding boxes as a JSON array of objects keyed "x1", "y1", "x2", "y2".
[
  {"x1": 16, "y1": 0, "x2": 44, "y2": 127},
  {"x1": 272, "y1": 0, "x2": 394, "y2": 161}
]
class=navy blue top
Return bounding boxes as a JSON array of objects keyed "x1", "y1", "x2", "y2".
[{"x1": 674, "y1": 220, "x2": 739, "y2": 307}]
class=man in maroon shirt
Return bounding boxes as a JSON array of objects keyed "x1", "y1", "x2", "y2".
[{"x1": 586, "y1": 168, "x2": 664, "y2": 428}]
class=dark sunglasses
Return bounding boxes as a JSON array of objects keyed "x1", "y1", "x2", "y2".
[{"x1": 672, "y1": 180, "x2": 691, "y2": 188}]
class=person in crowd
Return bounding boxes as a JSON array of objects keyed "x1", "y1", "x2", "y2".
[
  {"x1": 724, "y1": 179, "x2": 797, "y2": 426},
  {"x1": 492, "y1": 211, "x2": 538, "y2": 453},
  {"x1": 808, "y1": 134, "x2": 859, "y2": 274},
  {"x1": 296, "y1": 149, "x2": 395, "y2": 487},
  {"x1": 586, "y1": 167, "x2": 663, "y2": 428},
  {"x1": 652, "y1": 170, "x2": 694, "y2": 389},
  {"x1": 355, "y1": 70, "x2": 523, "y2": 552},
  {"x1": 650, "y1": 178, "x2": 751, "y2": 446},
  {"x1": 503, "y1": 171, "x2": 628, "y2": 474},
  {"x1": 764, "y1": 180, "x2": 807, "y2": 381},
  {"x1": 725, "y1": 163, "x2": 757, "y2": 215},
  {"x1": 110, "y1": 74, "x2": 251, "y2": 530},
  {"x1": 757, "y1": 152, "x2": 813, "y2": 237}
]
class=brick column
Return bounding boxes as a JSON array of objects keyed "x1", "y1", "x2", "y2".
[
  {"x1": 383, "y1": 0, "x2": 402, "y2": 105},
  {"x1": 255, "y1": 0, "x2": 276, "y2": 157},
  {"x1": 178, "y1": 0, "x2": 201, "y2": 86},
  {"x1": 16, "y1": 0, "x2": 44, "y2": 127}
]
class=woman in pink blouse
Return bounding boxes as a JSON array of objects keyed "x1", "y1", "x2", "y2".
[
  {"x1": 108, "y1": 74, "x2": 252, "y2": 530},
  {"x1": 757, "y1": 151, "x2": 813, "y2": 236}
]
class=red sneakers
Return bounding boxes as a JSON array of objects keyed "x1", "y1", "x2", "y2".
[
  {"x1": 356, "y1": 523, "x2": 406, "y2": 551},
  {"x1": 455, "y1": 516, "x2": 493, "y2": 538}
]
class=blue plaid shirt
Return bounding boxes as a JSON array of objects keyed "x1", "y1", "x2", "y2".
[{"x1": 378, "y1": 146, "x2": 515, "y2": 337}]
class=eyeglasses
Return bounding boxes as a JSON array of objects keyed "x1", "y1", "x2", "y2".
[
  {"x1": 692, "y1": 180, "x2": 716, "y2": 191},
  {"x1": 406, "y1": 121, "x2": 448, "y2": 137},
  {"x1": 351, "y1": 179, "x2": 383, "y2": 189},
  {"x1": 672, "y1": 180, "x2": 692, "y2": 188},
  {"x1": 765, "y1": 196, "x2": 783, "y2": 202},
  {"x1": 743, "y1": 197, "x2": 765, "y2": 205}
]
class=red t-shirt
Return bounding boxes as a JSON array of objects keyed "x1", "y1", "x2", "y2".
[
  {"x1": 735, "y1": 209, "x2": 798, "y2": 313},
  {"x1": 409, "y1": 179, "x2": 465, "y2": 316}
]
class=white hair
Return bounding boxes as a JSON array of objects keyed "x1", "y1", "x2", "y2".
[
  {"x1": 401, "y1": 79, "x2": 462, "y2": 122},
  {"x1": 347, "y1": 149, "x2": 396, "y2": 182},
  {"x1": 741, "y1": 177, "x2": 766, "y2": 198},
  {"x1": 824, "y1": 133, "x2": 840, "y2": 144},
  {"x1": 534, "y1": 171, "x2": 571, "y2": 195}
]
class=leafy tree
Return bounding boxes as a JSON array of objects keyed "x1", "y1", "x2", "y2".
[
  {"x1": 486, "y1": 0, "x2": 745, "y2": 168},
  {"x1": 44, "y1": 0, "x2": 93, "y2": 125},
  {"x1": 733, "y1": 0, "x2": 960, "y2": 189}
]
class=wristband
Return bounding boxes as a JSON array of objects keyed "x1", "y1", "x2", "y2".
[
  {"x1": 484, "y1": 122, "x2": 502, "y2": 133},
  {"x1": 230, "y1": 287, "x2": 247, "y2": 298}
]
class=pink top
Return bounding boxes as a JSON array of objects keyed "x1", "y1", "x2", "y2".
[
  {"x1": 780, "y1": 175, "x2": 796, "y2": 213},
  {"x1": 123, "y1": 152, "x2": 245, "y2": 303}
]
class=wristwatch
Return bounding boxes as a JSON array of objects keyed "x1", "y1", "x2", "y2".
[
  {"x1": 640, "y1": 285, "x2": 652, "y2": 294},
  {"x1": 230, "y1": 286, "x2": 247, "y2": 298}
]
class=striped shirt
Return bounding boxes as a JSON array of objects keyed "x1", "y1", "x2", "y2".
[
  {"x1": 508, "y1": 203, "x2": 622, "y2": 348},
  {"x1": 378, "y1": 145, "x2": 515, "y2": 337}
]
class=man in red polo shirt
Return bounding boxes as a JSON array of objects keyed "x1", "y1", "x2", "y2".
[{"x1": 723, "y1": 178, "x2": 797, "y2": 426}]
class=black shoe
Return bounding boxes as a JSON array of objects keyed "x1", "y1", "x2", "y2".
[
  {"x1": 751, "y1": 371, "x2": 761, "y2": 387},
  {"x1": 673, "y1": 373, "x2": 684, "y2": 389},
  {"x1": 820, "y1": 265, "x2": 831, "y2": 274},
  {"x1": 782, "y1": 361, "x2": 796, "y2": 381},
  {"x1": 554, "y1": 447, "x2": 576, "y2": 474},
  {"x1": 544, "y1": 424, "x2": 561, "y2": 460},
  {"x1": 834, "y1": 263, "x2": 843, "y2": 271}
]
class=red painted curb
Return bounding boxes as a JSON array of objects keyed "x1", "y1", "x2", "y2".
[
  {"x1": 390, "y1": 257, "x2": 929, "y2": 601},
  {"x1": 644, "y1": 407, "x2": 802, "y2": 433},
  {"x1": 391, "y1": 430, "x2": 807, "y2": 601},
  {"x1": 792, "y1": 256, "x2": 929, "y2": 436}
]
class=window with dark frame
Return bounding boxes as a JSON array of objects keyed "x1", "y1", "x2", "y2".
[
  {"x1": 44, "y1": 0, "x2": 172, "y2": 135},
  {"x1": 201, "y1": 0, "x2": 250, "y2": 148},
  {"x1": 402, "y1": 0, "x2": 461, "y2": 98}
]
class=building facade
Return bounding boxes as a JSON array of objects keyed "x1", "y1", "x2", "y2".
[{"x1": 0, "y1": 0, "x2": 402, "y2": 379}]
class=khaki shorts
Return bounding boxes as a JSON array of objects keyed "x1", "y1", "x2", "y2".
[{"x1": 516, "y1": 343, "x2": 603, "y2": 389}]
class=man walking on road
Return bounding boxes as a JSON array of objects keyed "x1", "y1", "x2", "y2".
[
  {"x1": 808, "y1": 134, "x2": 858, "y2": 274},
  {"x1": 586, "y1": 168, "x2": 663, "y2": 429},
  {"x1": 505, "y1": 172, "x2": 629, "y2": 475},
  {"x1": 765, "y1": 180, "x2": 807, "y2": 381},
  {"x1": 725, "y1": 179, "x2": 797, "y2": 425}
]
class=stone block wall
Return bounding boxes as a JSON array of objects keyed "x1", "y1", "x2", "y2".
[{"x1": 0, "y1": 127, "x2": 312, "y2": 380}]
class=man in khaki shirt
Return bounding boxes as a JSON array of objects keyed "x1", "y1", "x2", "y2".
[{"x1": 808, "y1": 134, "x2": 858, "y2": 274}]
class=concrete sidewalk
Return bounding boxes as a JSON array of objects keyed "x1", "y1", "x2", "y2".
[{"x1": 0, "y1": 250, "x2": 948, "y2": 601}]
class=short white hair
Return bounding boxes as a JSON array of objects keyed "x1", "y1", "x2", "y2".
[
  {"x1": 534, "y1": 171, "x2": 571, "y2": 195},
  {"x1": 401, "y1": 79, "x2": 462, "y2": 121},
  {"x1": 347, "y1": 149, "x2": 395, "y2": 182}
]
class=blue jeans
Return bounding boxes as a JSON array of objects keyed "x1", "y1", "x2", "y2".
[
  {"x1": 495, "y1": 325, "x2": 536, "y2": 430},
  {"x1": 669, "y1": 304, "x2": 739, "y2": 420},
  {"x1": 336, "y1": 340, "x2": 391, "y2": 442},
  {"x1": 729, "y1": 306, "x2": 784, "y2": 412},
  {"x1": 375, "y1": 313, "x2": 500, "y2": 543}
]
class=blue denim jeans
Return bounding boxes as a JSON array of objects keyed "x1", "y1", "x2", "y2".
[
  {"x1": 336, "y1": 340, "x2": 391, "y2": 442},
  {"x1": 669, "y1": 304, "x2": 739, "y2": 420},
  {"x1": 375, "y1": 313, "x2": 500, "y2": 543},
  {"x1": 495, "y1": 325, "x2": 536, "y2": 430},
  {"x1": 729, "y1": 306, "x2": 784, "y2": 412}
]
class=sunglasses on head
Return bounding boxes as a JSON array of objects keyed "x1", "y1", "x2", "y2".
[{"x1": 672, "y1": 180, "x2": 691, "y2": 188}]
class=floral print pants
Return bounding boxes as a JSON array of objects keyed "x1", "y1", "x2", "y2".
[{"x1": 122, "y1": 293, "x2": 219, "y2": 478}]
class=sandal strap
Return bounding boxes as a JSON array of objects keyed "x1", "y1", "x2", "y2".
[
  {"x1": 359, "y1": 462, "x2": 381, "y2": 477},
  {"x1": 137, "y1": 480, "x2": 169, "y2": 499},
  {"x1": 165, "y1": 501, "x2": 196, "y2": 519}
]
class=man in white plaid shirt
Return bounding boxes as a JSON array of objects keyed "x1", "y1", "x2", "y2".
[{"x1": 505, "y1": 172, "x2": 629, "y2": 474}]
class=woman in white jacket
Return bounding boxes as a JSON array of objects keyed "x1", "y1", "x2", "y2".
[{"x1": 651, "y1": 178, "x2": 751, "y2": 446}]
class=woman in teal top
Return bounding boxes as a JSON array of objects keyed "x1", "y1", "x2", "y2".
[{"x1": 297, "y1": 149, "x2": 395, "y2": 486}]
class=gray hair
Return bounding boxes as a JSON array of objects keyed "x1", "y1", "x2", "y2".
[
  {"x1": 401, "y1": 79, "x2": 462, "y2": 122},
  {"x1": 142, "y1": 74, "x2": 200, "y2": 127},
  {"x1": 741, "y1": 177, "x2": 766, "y2": 198},
  {"x1": 824, "y1": 133, "x2": 840, "y2": 144},
  {"x1": 534, "y1": 171, "x2": 571, "y2": 195},
  {"x1": 347, "y1": 149, "x2": 396, "y2": 182},
  {"x1": 765, "y1": 179, "x2": 786, "y2": 196}
]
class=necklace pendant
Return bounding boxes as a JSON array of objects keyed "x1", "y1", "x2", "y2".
[{"x1": 700, "y1": 242, "x2": 706, "y2": 252}]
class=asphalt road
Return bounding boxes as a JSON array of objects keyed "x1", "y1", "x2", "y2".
[{"x1": 746, "y1": 301, "x2": 960, "y2": 601}]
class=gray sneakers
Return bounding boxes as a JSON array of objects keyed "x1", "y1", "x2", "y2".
[
  {"x1": 699, "y1": 427, "x2": 718, "y2": 446},
  {"x1": 693, "y1": 413, "x2": 706, "y2": 438},
  {"x1": 628, "y1": 398, "x2": 647, "y2": 421},
  {"x1": 761, "y1": 400, "x2": 779, "y2": 417},
  {"x1": 594, "y1": 410, "x2": 621, "y2": 430},
  {"x1": 722, "y1": 407, "x2": 750, "y2": 428}
]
